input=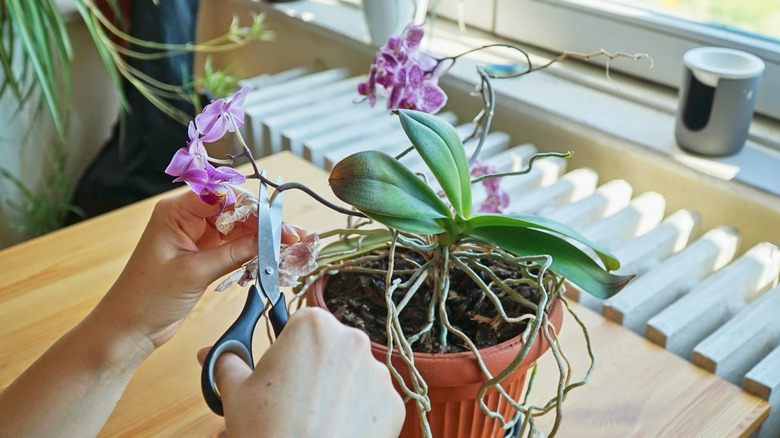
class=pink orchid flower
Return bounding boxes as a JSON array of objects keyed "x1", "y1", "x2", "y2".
[
  {"x1": 165, "y1": 121, "x2": 208, "y2": 177},
  {"x1": 358, "y1": 24, "x2": 447, "y2": 114},
  {"x1": 471, "y1": 160, "x2": 510, "y2": 213},
  {"x1": 196, "y1": 85, "x2": 252, "y2": 143},
  {"x1": 173, "y1": 163, "x2": 246, "y2": 214}
]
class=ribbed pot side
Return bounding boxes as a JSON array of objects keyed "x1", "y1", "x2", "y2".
[{"x1": 309, "y1": 276, "x2": 564, "y2": 438}]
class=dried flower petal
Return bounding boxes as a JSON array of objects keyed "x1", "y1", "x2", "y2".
[
  {"x1": 278, "y1": 233, "x2": 320, "y2": 287},
  {"x1": 215, "y1": 192, "x2": 258, "y2": 234},
  {"x1": 215, "y1": 232, "x2": 318, "y2": 291},
  {"x1": 215, "y1": 267, "x2": 246, "y2": 292},
  {"x1": 216, "y1": 256, "x2": 258, "y2": 291},
  {"x1": 282, "y1": 221, "x2": 307, "y2": 243}
]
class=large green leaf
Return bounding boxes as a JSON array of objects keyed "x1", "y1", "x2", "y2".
[
  {"x1": 329, "y1": 150, "x2": 452, "y2": 234},
  {"x1": 396, "y1": 109, "x2": 472, "y2": 219},
  {"x1": 464, "y1": 223, "x2": 634, "y2": 299},
  {"x1": 467, "y1": 214, "x2": 621, "y2": 271}
]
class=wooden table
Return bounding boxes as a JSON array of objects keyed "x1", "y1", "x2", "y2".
[{"x1": 0, "y1": 152, "x2": 769, "y2": 437}]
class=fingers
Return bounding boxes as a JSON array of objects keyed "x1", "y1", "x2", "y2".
[
  {"x1": 281, "y1": 222, "x2": 307, "y2": 244},
  {"x1": 197, "y1": 346, "x2": 211, "y2": 366},
  {"x1": 199, "y1": 348, "x2": 253, "y2": 400},
  {"x1": 177, "y1": 190, "x2": 222, "y2": 219},
  {"x1": 188, "y1": 234, "x2": 257, "y2": 286},
  {"x1": 169, "y1": 190, "x2": 308, "y2": 246}
]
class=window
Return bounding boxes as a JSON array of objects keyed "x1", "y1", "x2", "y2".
[{"x1": 431, "y1": 0, "x2": 780, "y2": 120}]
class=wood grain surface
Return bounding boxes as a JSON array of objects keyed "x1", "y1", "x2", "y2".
[{"x1": 0, "y1": 152, "x2": 769, "y2": 437}]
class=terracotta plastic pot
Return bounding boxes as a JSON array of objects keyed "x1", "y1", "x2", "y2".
[{"x1": 309, "y1": 276, "x2": 564, "y2": 438}]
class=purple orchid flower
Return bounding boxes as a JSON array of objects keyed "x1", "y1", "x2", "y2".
[
  {"x1": 388, "y1": 63, "x2": 447, "y2": 113},
  {"x1": 165, "y1": 121, "x2": 208, "y2": 177},
  {"x1": 196, "y1": 85, "x2": 252, "y2": 143},
  {"x1": 357, "y1": 24, "x2": 447, "y2": 114},
  {"x1": 173, "y1": 163, "x2": 247, "y2": 214},
  {"x1": 471, "y1": 160, "x2": 510, "y2": 213}
]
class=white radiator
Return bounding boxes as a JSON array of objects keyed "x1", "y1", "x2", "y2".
[{"x1": 238, "y1": 67, "x2": 780, "y2": 438}]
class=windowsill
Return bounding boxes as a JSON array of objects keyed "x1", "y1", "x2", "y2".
[{"x1": 234, "y1": 0, "x2": 780, "y2": 203}]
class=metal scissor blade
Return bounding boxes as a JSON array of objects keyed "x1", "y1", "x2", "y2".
[
  {"x1": 270, "y1": 176, "x2": 283, "y2": 259},
  {"x1": 256, "y1": 173, "x2": 282, "y2": 305}
]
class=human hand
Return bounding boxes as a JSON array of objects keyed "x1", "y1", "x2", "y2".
[
  {"x1": 199, "y1": 307, "x2": 405, "y2": 438},
  {"x1": 95, "y1": 190, "x2": 301, "y2": 351}
]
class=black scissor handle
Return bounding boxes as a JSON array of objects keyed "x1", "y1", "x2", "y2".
[
  {"x1": 267, "y1": 293, "x2": 289, "y2": 336},
  {"x1": 201, "y1": 285, "x2": 265, "y2": 416}
]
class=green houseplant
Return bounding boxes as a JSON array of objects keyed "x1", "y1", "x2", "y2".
[
  {"x1": 298, "y1": 109, "x2": 633, "y2": 437},
  {"x1": 294, "y1": 24, "x2": 647, "y2": 437},
  {"x1": 166, "y1": 22, "x2": 648, "y2": 438},
  {"x1": 167, "y1": 89, "x2": 633, "y2": 436}
]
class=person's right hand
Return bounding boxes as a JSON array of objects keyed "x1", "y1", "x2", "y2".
[{"x1": 200, "y1": 307, "x2": 405, "y2": 438}]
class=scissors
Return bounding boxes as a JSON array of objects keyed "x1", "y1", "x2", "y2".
[{"x1": 201, "y1": 172, "x2": 289, "y2": 416}]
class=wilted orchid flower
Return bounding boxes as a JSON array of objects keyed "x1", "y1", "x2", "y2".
[
  {"x1": 358, "y1": 24, "x2": 447, "y2": 114},
  {"x1": 196, "y1": 85, "x2": 252, "y2": 142},
  {"x1": 165, "y1": 121, "x2": 208, "y2": 177},
  {"x1": 173, "y1": 163, "x2": 246, "y2": 214},
  {"x1": 278, "y1": 233, "x2": 320, "y2": 287},
  {"x1": 216, "y1": 257, "x2": 258, "y2": 292},
  {"x1": 216, "y1": 229, "x2": 320, "y2": 291},
  {"x1": 215, "y1": 192, "x2": 258, "y2": 234}
]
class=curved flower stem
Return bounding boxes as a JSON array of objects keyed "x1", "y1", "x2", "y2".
[
  {"x1": 224, "y1": 117, "x2": 366, "y2": 218},
  {"x1": 468, "y1": 67, "x2": 495, "y2": 165},
  {"x1": 471, "y1": 151, "x2": 573, "y2": 184},
  {"x1": 271, "y1": 181, "x2": 366, "y2": 218},
  {"x1": 432, "y1": 43, "x2": 533, "y2": 78}
]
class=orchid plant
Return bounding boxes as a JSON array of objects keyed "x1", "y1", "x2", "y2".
[
  {"x1": 167, "y1": 23, "x2": 646, "y2": 438},
  {"x1": 296, "y1": 24, "x2": 647, "y2": 437}
]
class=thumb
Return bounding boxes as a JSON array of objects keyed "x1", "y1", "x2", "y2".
[
  {"x1": 213, "y1": 352, "x2": 253, "y2": 399},
  {"x1": 191, "y1": 234, "x2": 257, "y2": 286}
]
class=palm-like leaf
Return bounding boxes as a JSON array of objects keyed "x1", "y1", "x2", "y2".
[{"x1": 3, "y1": 0, "x2": 74, "y2": 137}]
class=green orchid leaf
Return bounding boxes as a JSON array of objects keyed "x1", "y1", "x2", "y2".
[
  {"x1": 361, "y1": 211, "x2": 447, "y2": 235},
  {"x1": 329, "y1": 150, "x2": 452, "y2": 234},
  {"x1": 317, "y1": 231, "x2": 393, "y2": 265},
  {"x1": 396, "y1": 109, "x2": 472, "y2": 219},
  {"x1": 465, "y1": 223, "x2": 634, "y2": 299},
  {"x1": 467, "y1": 214, "x2": 621, "y2": 271}
]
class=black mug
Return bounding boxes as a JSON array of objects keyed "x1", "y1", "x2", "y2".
[{"x1": 675, "y1": 47, "x2": 764, "y2": 157}]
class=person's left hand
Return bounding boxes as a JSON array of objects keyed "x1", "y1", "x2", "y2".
[{"x1": 95, "y1": 190, "x2": 300, "y2": 351}]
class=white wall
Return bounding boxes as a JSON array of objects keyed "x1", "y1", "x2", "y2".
[{"x1": 0, "y1": 18, "x2": 120, "y2": 249}]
